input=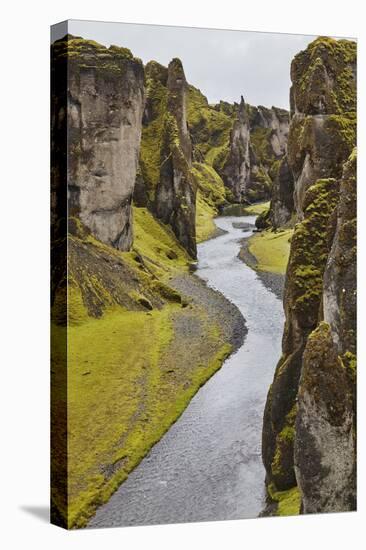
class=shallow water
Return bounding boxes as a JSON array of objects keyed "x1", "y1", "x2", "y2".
[{"x1": 89, "y1": 215, "x2": 284, "y2": 528}]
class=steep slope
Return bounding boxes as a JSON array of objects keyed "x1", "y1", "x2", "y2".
[{"x1": 261, "y1": 36, "x2": 357, "y2": 515}]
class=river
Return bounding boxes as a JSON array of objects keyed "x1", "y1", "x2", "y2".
[{"x1": 88, "y1": 214, "x2": 284, "y2": 528}]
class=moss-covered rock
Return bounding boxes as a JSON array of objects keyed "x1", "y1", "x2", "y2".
[
  {"x1": 268, "y1": 157, "x2": 295, "y2": 229},
  {"x1": 262, "y1": 36, "x2": 357, "y2": 515},
  {"x1": 290, "y1": 37, "x2": 356, "y2": 115},
  {"x1": 295, "y1": 322, "x2": 356, "y2": 513},
  {"x1": 138, "y1": 57, "x2": 197, "y2": 258}
]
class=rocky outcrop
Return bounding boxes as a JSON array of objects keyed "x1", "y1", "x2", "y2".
[
  {"x1": 138, "y1": 59, "x2": 197, "y2": 258},
  {"x1": 220, "y1": 97, "x2": 251, "y2": 201},
  {"x1": 262, "y1": 37, "x2": 357, "y2": 514},
  {"x1": 52, "y1": 35, "x2": 144, "y2": 251},
  {"x1": 249, "y1": 105, "x2": 289, "y2": 159},
  {"x1": 268, "y1": 157, "x2": 294, "y2": 229},
  {"x1": 295, "y1": 149, "x2": 357, "y2": 513},
  {"x1": 187, "y1": 88, "x2": 290, "y2": 205},
  {"x1": 155, "y1": 59, "x2": 197, "y2": 258}
]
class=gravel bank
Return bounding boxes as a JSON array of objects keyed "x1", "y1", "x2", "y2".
[{"x1": 170, "y1": 272, "x2": 247, "y2": 353}]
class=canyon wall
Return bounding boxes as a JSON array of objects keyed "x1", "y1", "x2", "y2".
[
  {"x1": 53, "y1": 35, "x2": 144, "y2": 252},
  {"x1": 138, "y1": 59, "x2": 197, "y2": 258},
  {"x1": 262, "y1": 37, "x2": 357, "y2": 513}
]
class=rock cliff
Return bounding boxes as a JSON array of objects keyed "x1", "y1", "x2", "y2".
[
  {"x1": 52, "y1": 35, "x2": 144, "y2": 251},
  {"x1": 186, "y1": 86, "x2": 290, "y2": 204},
  {"x1": 138, "y1": 59, "x2": 197, "y2": 258},
  {"x1": 220, "y1": 97, "x2": 251, "y2": 201},
  {"x1": 262, "y1": 37, "x2": 356, "y2": 514}
]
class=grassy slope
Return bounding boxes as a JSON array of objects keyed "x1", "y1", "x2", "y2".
[
  {"x1": 52, "y1": 207, "x2": 232, "y2": 528},
  {"x1": 192, "y1": 162, "x2": 227, "y2": 243},
  {"x1": 248, "y1": 229, "x2": 293, "y2": 275},
  {"x1": 242, "y1": 201, "x2": 270, "y2": 216}
]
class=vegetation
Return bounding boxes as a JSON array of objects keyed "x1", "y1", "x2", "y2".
[
  {"x1": 268, "y1": 484, "x2": 301, "y2": 516},
  {"x1": 292, "y1": 36, "x2": 356, "y2": 114},
  {"x1": 242, "y1": 201, "x2": 270, "y2": 215},
  {"x1": 192, "y1": 162, "x2": 227, "y2": 242},
  {"x1": 52, "y1": 202, "x2": 234, "y2": 528},
  {"x1": 248, "y1": 229, "x2": 293, "y2": 275}
]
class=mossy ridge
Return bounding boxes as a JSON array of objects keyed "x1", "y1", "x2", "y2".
[
  {"x1": 271, "y1": 405, "x2": 297, "y2": 489},
  {"x1": 52, "y1": 34, "x2": 142, "y2": 75},
  {"x1": 187, "y1": 85, "x2": 233, "y2": 162},
  {"x1": 292, "y1": 36, "x2": 356, "y2": 114},
  {"x1": 250, "y1": 127, "x2": 276, "y2": 166}
]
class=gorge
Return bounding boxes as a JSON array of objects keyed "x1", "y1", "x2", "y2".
[{"x1": 51, "y1": 33, "x2": 357, "y2": 528}]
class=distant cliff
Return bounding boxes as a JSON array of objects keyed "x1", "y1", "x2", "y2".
[
  {"x1": 262, "y1": 37, "x2": 357, "y2": 514},
  {"x1": 187, "y1": 87, "x2": 290, "y2": 204}
]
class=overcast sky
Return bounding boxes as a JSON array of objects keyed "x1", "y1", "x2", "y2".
[{"x1": 52, "y1": 20, "x2": 349, "y2": 110}]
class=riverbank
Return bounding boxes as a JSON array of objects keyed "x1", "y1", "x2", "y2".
[
  {"x1": 89, "y1": 214, "x2": 285, "y2": 528},
  {"x1": 238, "y1": 228, "x2": 293, "y2": 299},
  {"x1": 61, "y1": 246, "x2": 246, "y2": 528}
]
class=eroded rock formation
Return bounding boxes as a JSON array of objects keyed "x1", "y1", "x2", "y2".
[
  {"x1": 268, "y1": 157, "x2": 294, "y2": 229},
  {"x1": 53, "y1": 35, "x2": 144, "y2": 251},
  {"x1": 138, "y1": 59, "x2": 197, "y2": 258},
  {"x1": 262, "y1": 37, "x2": 357, "y2": 514},
  {"x1": 155, "y1": 59, "x2": 197, "y2": 258},
  {"x1": 220, "y1": 97, "x2": 251, "y2": 201}
]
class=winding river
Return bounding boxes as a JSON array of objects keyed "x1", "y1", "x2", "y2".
[{"x1": 89, "y1": 215, "x2": 284, "y2": 528}]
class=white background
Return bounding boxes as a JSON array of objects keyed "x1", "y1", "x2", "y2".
[{"x1": 1, "y1": 1, "x2": 364, "y2": 548}]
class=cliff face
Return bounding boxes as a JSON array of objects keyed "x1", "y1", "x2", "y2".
[
  {"x1": 220, "y1": 97, "x2": 251, "y2": 201},
  {"x1": 155, "y1": 59, "x2": 197, "y2": 258},
  {"x1": 262, "y1": 37, "x2": 356, "y2": 514},
  {"x1": 218, "y1": 101, "x2": 290, "y2": 203},
  {"x1": 138, "y1": 59, "x2": 197, "y2": 258},
  {"x1": 53, "y1": 36, "x2": 144, "y2": 251},
  {"x1": 268, "y1": 157, "x2": 294, "y2": 229},
  {"x1": 186, "y1": 87, "x2": 290, "y2": 205}
]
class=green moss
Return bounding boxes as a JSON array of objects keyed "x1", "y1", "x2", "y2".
[
  {"x1": 187, "y1": 85, "x2": 233, "y2": 161},
  {"x1": 242, "y1": 201, "x2": 270, "y2": 215},
  {"x1": 248, "y1": 228, "x2": 293, "y2": 275},
  {"x1": 271, "y1": 405, "x2": 296, "y2": 483},
  {"x1": 289, "y1": 178, "x2": 339, "y2": 318},
  {"x1": 196, "y1": 190, "x2": 218, "y2": 243},
  {"x1": 139, "y1": 79, "x2": 168, "y2": 200},
  {"x1": 268, "y1": 484, "x2": 301, "y2": 516},
  {"x1": 57, "y1": 295, "x2": 233, "y2": 527},
  {"x1": 132, "y1": 206, "x2": 190, "y2": 278},
  {"x1": 250, "y1": 127, "x2": 275, "y2": 165},
  {"x1": 52, "y1": 35, "x2": 141, "y2": 75},
  {"x1": 292, "y1": 37, "x2": 356, "y2": 114}
]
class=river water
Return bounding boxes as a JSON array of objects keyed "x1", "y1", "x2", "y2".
[{"x1": 89, "y1": 215, "x2": 284, "y2": 528}]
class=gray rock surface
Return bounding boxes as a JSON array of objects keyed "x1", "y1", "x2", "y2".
[{"x1": 56, "y1": 36, "x2": 144, "y2": 251}]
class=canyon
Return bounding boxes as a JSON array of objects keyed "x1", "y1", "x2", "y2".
[{"x1": 51, "y1": 34, "x2": 357, "y2": 527}]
